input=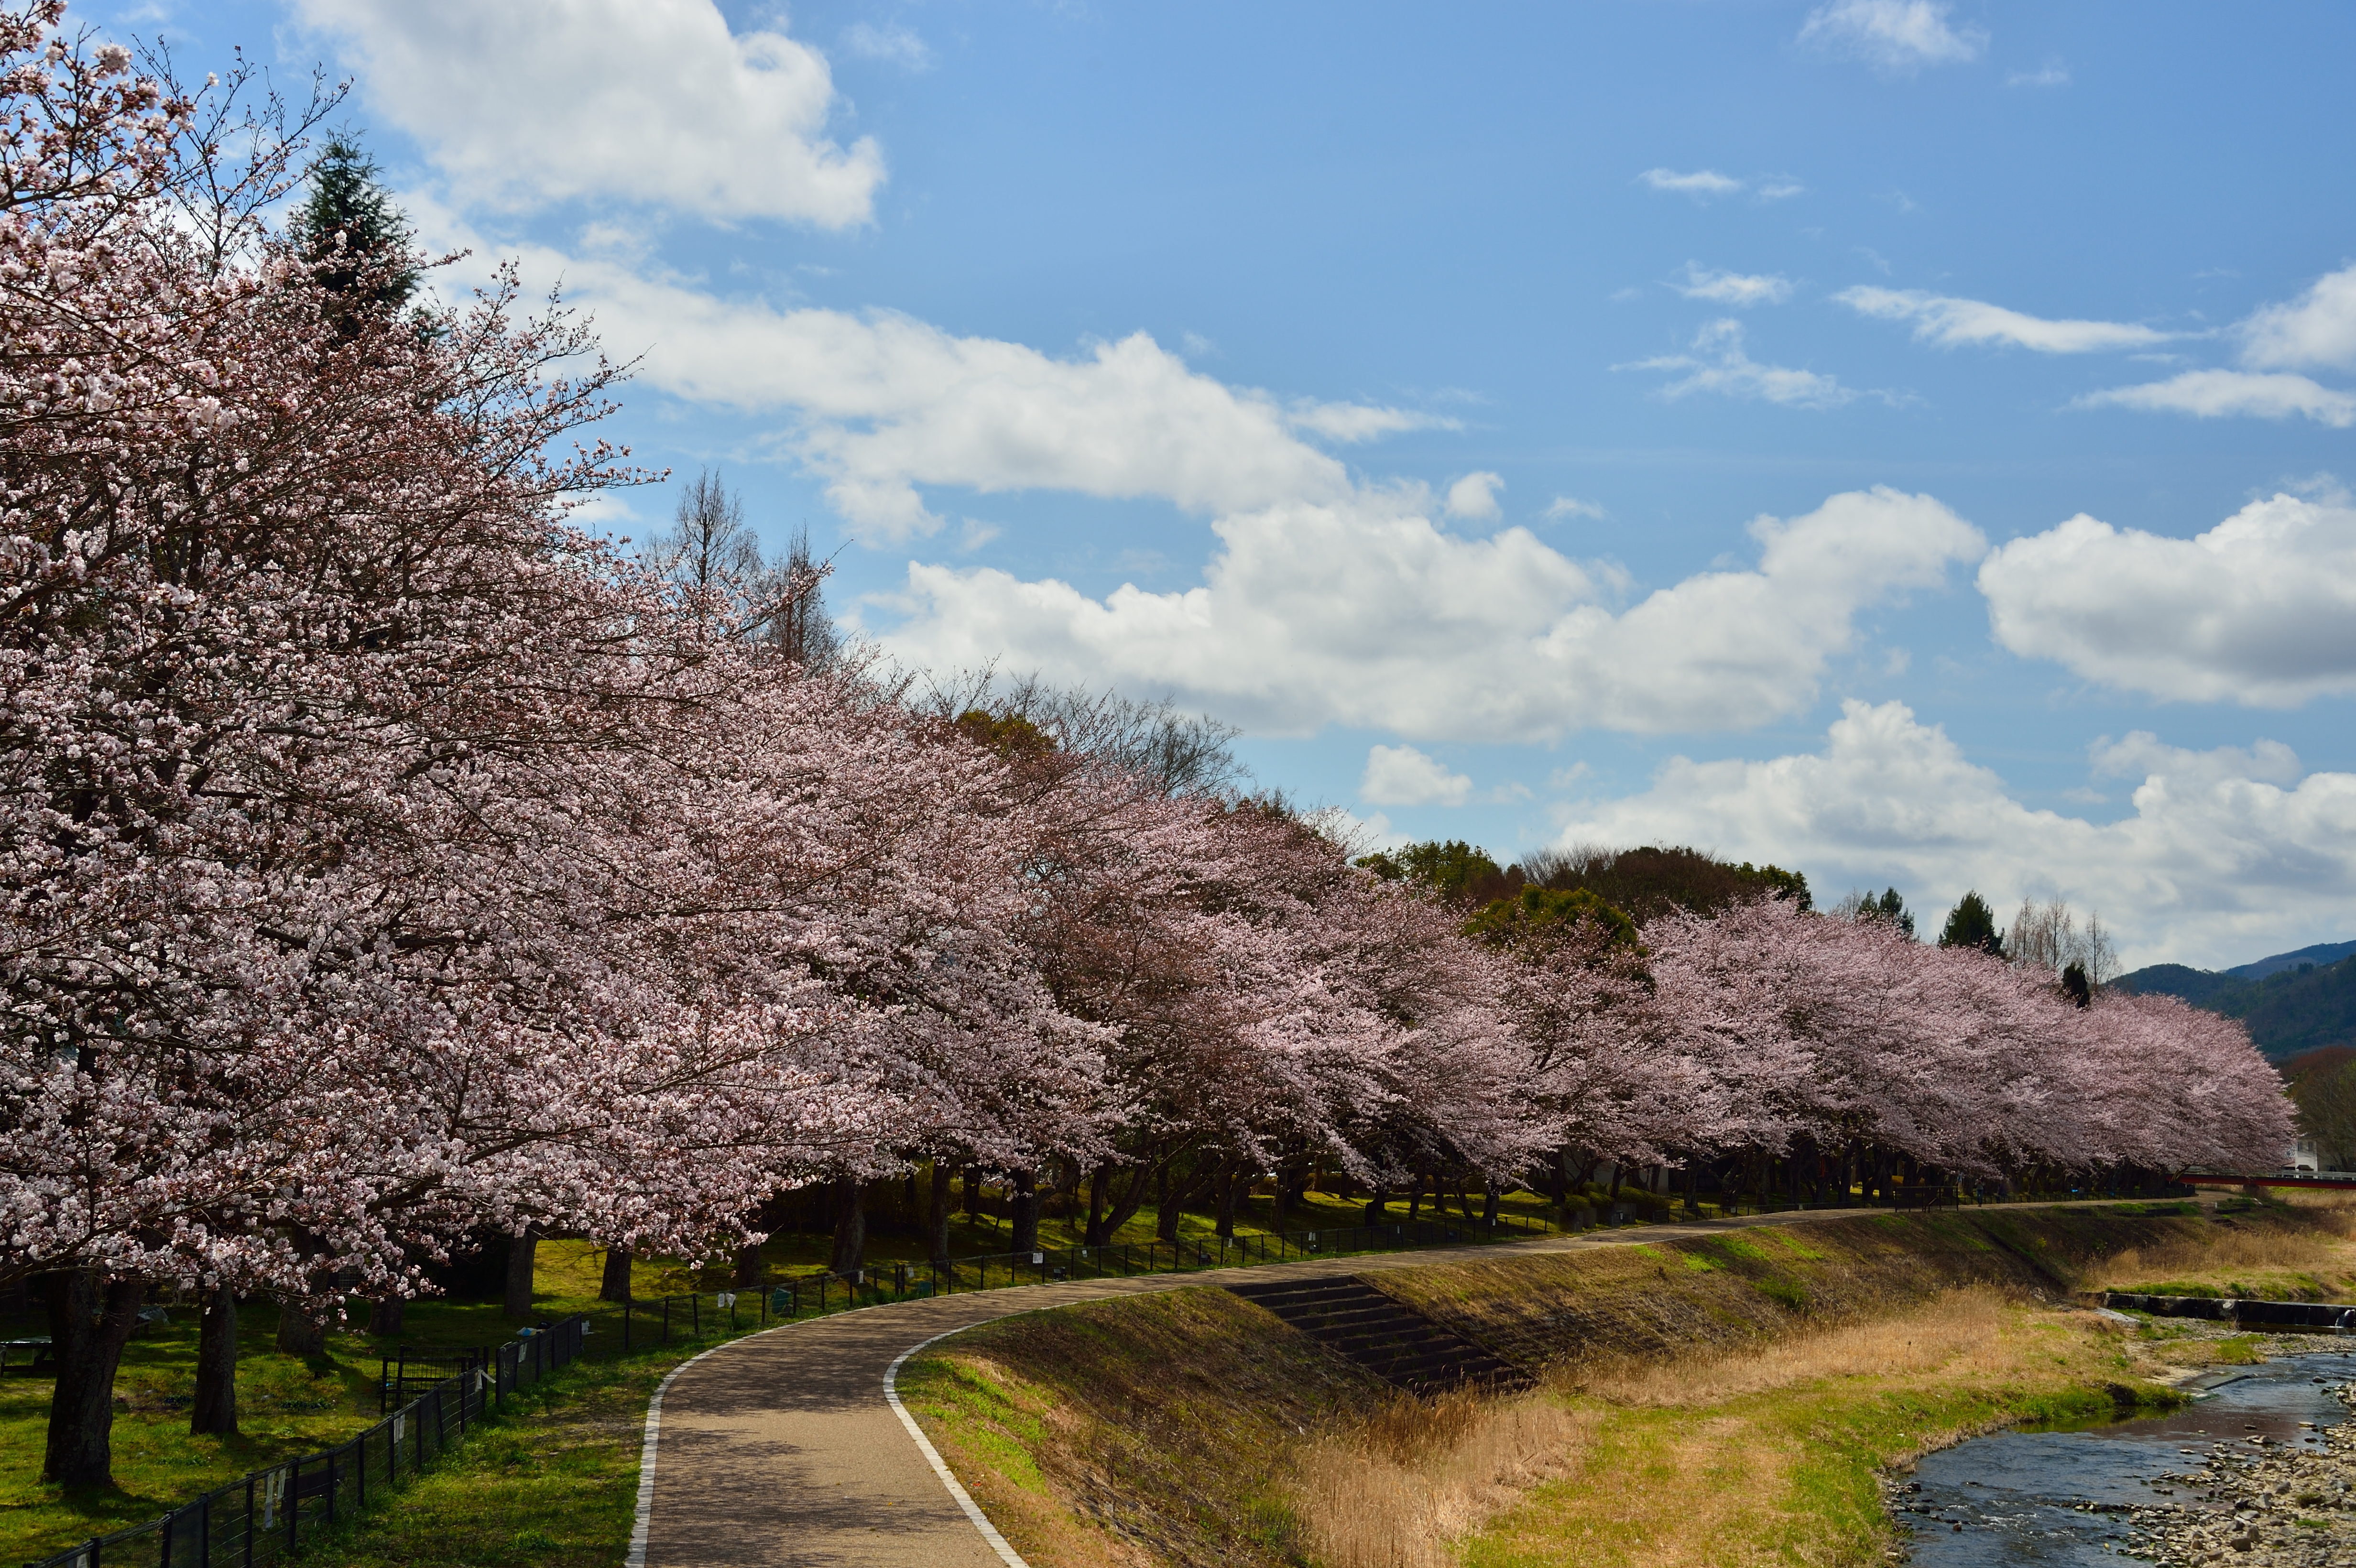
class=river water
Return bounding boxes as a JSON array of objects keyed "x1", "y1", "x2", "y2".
[{"x1": 1895, "y1": 1349, "x2": 2356, "y2": 1564}]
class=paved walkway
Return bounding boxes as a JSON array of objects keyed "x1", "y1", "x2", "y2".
[{"x1": 629, "y1": 1206, "x2": 1909, "y2": 1566}]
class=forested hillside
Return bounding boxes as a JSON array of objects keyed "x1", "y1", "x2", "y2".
[{"x1": 2116, "y1": 952, "x2": 2356, "y2": 1061}]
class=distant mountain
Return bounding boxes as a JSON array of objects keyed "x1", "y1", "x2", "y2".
[
  {"x1": 2226, "y1": 940, "x2": 2356, "y2": 981},
  {"x1": 2116, "y1": 945, "x2": 2356, "y2": 1062}
]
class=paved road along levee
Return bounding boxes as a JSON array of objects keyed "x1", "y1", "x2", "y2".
[{"x1": 629, "y1": 1202, "x2": 2140, "y2": 1567}]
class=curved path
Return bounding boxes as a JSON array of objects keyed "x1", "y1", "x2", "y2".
[{"x1": 628, "y1": 1206, "x2": 1929, "y2": 1566}]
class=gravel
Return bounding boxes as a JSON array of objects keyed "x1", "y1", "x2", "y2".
[{"x1": 2121, "y1": 1380, "x2": 2356, "y2": 1566}]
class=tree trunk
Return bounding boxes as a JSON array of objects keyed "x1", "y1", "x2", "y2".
[
  {"x1": 1363, "y1": 1183, "x2": 1387, "y2": 1224},
  {"x1": 1008, "y1": 1170, "x2": 1039, "y2": 1254},
  {"x1": 1214, "y1": 1162, "x2": 1242, "y2": 1240},
  {"x1": 503, "y1": 1227, "x2": 539, "y2": 1319},
  {"x1": 44, "y1": 1271, "x2": 145, "y2": 1487},
  {"x1": 368, "y1": 1296, "x2": 404, "y2": 1336},
  {"x1": 962, "y1": 1165, "x2": 982, "y2": 1220},
  {"x1": 192, "y1": 1288, "x2": 238, "y2": 1437},
  {"x1": 1083, "y1": 1162, "x2": 1113, "y2": 1247},
  {"x1": 1482, "y1": 1180, "x2": 1500, "y2": 1224},
  {"x1": 732, "y1": 1240, "x2": 764, "y2": 1289},
  {"x1": 1406, "y1": 1168, "x2": 1425, "y2": 1221},
  {"x1": 275, "y1": 1296, "x2": 328, "y2": 1357},
  {"x1": 599, "y1": 1247, "x2": 633, "y2": 1303},
  {"x1": 928, "y1": 1161, "x2": 954, "y2": 1267},
  {"x1": 1156, "y1": 1157, "x2": 1214, "y2": 1243},
  {"x1": 830, "y1": 1174, "x2": 868, "y2": 1274}
]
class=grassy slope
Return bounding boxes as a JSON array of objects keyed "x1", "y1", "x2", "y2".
[
  {"x1": 901, "y1": 1202, "x2": 2325, "y2": 1568},
  {"x1": 895, "y1": 1289, "x2": 1389, "y2": 1568}
]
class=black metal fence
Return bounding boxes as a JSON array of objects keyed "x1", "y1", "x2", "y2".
[
  {"x1": 589, "y1": 1210, "x2": 1560, "y2": 1348},
  {"x1": 32, "y1": 1318, "x2": 588, "y2": 1568}
]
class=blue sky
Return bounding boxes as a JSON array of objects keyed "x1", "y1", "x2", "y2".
[{"x1": 109, "y1": 0, "x2": 2356, "y2": 968}]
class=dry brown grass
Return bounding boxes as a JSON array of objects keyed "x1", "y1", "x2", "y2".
[
  {"x1": 2079, "y1": 1201, "x2": 2356, "y2": 1295},
  {"x1": 1560, "y1": 1283, "x2": 2022, "y2": 1409},
  {"x1": 1291, "y1": 1388, "x2": 1592, "y2": 1568}
]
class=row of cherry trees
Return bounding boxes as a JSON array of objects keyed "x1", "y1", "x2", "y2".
[{"x1": 0, "y1": 6, "x2": 2290, "y2": 1485}]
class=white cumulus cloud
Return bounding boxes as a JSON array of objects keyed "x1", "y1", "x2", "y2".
[
  {"x1": 1799, "y1": 0, "x2": 1988, "y2": 73},
  {"x1": 1445, "y1": 471, "x2": 1504, "y2": 520},
  {"x1": 1638, "y1": 168, "x2": 1743, "y2": 198},
  {"x1": 1362, "y1": 745, "x2": 1475, "y2": 806},
  {"x1": 398, "y1": 217, "x2": 1445, "y2": 544},
  {"x1": 1621, "y1": 319, "x2": 1864, "y2": 409},
  {"x1": 1673, "y1": 264, "x2": 1795, "y2": 308},
  {"x1": 2073, "y1": 370, "x2": 2356, "y2": 428},
  {"x1": 1551, "y1": 700, "x2": 2356, "y2": 968},
  {"x1": 295, "y1": 0, "x2": 885, "y2": 225},
  {"x1": 1835, "y1": 286, "x2": 2171, "y2": 353},
  {"x1": 1977, "y1": 491, "x2": 2356, "y2": 705},
  {"x1": 882, "y1": 488, "x2": 1985, "y2": 741},
  {"x1": 2237, "y1": 263, "x2": 2356, "y2": 371}
]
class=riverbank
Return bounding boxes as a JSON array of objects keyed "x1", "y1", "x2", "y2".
[
  {"x1": 2123, "y1": 1372, "x2": 2356, "y2": 1565},
  {"x1": 899, "y1": 1200, "x2": 2356, "y2": 1567}
]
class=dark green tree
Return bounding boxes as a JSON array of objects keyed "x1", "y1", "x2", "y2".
[
  {"x1": 1463, "y1": 884, "x2": 1640, "y2": 951},
  {"x1": 1938, "y1": 891, "x2": 2005, "y2": 957},
  {"x1": 2060, "y1": 962, "x2": 2092, "y2": 1008},
  {"x1": 291, "y1": 134, "x2": 418, "y2": 320},
  {"x1": 1738, "y1": 861, "x2": 1813, "y2": 912},
  {"x1": 1865, "y1": 886, "x2": 1915, "y2": 937},
  {"x1": 1354, "y1": 839, "x2": 1505, "y2": 903}
]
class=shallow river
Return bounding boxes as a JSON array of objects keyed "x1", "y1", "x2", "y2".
[{"x1": 1897, "y1": 1349, "x2": 2356, "y2": 1564}]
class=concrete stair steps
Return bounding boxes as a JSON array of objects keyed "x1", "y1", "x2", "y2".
[{"x1": 1227, "y1": 1274, "x2": 1533, "y2": 1395}]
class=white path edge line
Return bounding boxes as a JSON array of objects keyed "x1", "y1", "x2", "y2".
[
  {"x1": 886, "y1": 1327, "x2": 1034, "y2": 1568},
  {"x1": 624, "y1": 1331, "x2": 743, "y2": 1568}
]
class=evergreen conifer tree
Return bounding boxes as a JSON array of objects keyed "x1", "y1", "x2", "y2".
[
  {"x1": 292, "y1": 134, "x2": 418, "y2": 319},
  {"x1": 1938, "y1": 890, "x2": 2005, "y2": 956}
]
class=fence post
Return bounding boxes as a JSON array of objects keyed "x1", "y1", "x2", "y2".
[
  {"x1": 327, "y1": 1446, "x2": 338, "y2": 1526},
  {"x1": 286, "y1": 1459, "x2": 301, "y2": 1553},
  {"x1": 245, "y1": 1473, "x2": 256, "y2": 1568},
  {"x1": 357, "y1": 1428, "x2": 367, "y2": 1511},
  {"x1": 692, "y1": 1295, "x2": 700, "y2": 1336},
  {"x1": 662, "y1": 1297, "x2": 671, "y2": 1345},
  {"x1": 623, "y1": 1300, "x2": 632, "y2": 1353}
]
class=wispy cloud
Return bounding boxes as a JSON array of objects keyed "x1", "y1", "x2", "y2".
[
  {"x1": 1636, "y1": 169, "x2": 1803, "y2": 204},
  {"x1": 1835, "y1": 286, "x2": 2173, "y2": 353},
  {"x1": 2074, "y1": 370, "x2": 2356, "y2": 428},
  {"x1": 1637, "y1": 167, "x2": 1742, "y2": 198},
  {"x1": 1673, "y1": 262, "x2": 1795, "y2": 307},
  {"x1": 840, "y1": 20, "x2": 934, "y2": 71},
  {"x1": 1545, "y1": 496, "x2": 1607, "y2": 522},
  {"x1": 1286, "y1": 402, "x2": 1462, "y2": 443},
  {"x1": 1620, "y1": 319, "x2": 1869, "y2": 409},
  {"x1": 2005, "y1": 59, "x2": 2070, "y2": 87},
  {"x1": 1799, "y1": 0, "x2": 1987, "y2": 73}
]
